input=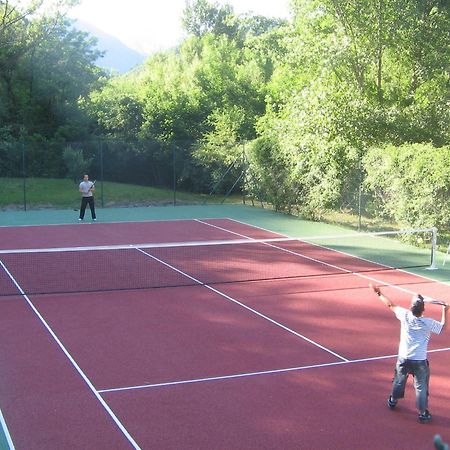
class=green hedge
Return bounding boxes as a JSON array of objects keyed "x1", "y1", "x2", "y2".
[{"x1": 364, "y1": 143, "x2": 450, "y2": 229}]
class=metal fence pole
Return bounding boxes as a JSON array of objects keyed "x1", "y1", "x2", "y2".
[
  {"x1": 173, "y1": 144, "x2": 176, "y2": 206},
  {"x1": 22, "y1": 140, "x2": 27, "y2": 211},
  {"x1": 242, "y1": 145, "x2": 246, "y2": 205},
  {"x1": 358, "y1": 151, "x2": 362, "y2": 231},
  {"x1": 100, "y1": 140, "x2": 104, "y2": 208}
]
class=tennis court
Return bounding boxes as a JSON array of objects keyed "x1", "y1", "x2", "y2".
[{"x1": 1, "y1": 217, "x2": 449, "y2": 449}]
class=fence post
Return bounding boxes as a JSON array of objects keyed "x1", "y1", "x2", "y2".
[
  {"x1": 358, "y1": 150, "x2": 363, "y2": 231},
  {"x1": 21, "y1": 140, "x2": 27, "y2": 211},
  {"x1": 100, "y1": 140, "x2": 104, "y2": 208},
  {"x1": 429, "y1": 227, "x2": 438, "y2": 270},
  {"x1": 173, "y1": 143, "x2": 176, "y2": 206},
  {"x1": 242, "y1": 145, "x2": 246, "y2": 205}
]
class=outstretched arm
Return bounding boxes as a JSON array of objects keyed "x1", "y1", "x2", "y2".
[
  {"x1": 441, "y1": 304, "x2": 449, "y2": 331},
  {"x1": 369, "y1": 284, "x2": 397, "y2": 311}
]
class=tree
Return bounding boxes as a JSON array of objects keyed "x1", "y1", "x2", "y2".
[
  {"x1": 364, "y1": 144, "x2": 450, "y2": 228},
  {"x1": 63, "y1": 144, "x2": 92, "y2": 184},
  {"x1": 181, "y1": 0, "x2": 237, "y2": 38},
  {"x1": 0, "y1": 1, "x2": 101, "y2": 139},
  {"x1": 247, "y1": 137, "x2": 301, "y2": 213}
]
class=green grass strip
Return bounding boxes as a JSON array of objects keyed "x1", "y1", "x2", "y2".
[{"x1": 0, "y1": 177, "x2": 241, "y2": 209}]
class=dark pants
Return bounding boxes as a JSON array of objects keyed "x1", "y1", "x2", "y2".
[
  {"x1": 80, "y1": 196, "x2": 96, "y2": 220},
  {"x1": 391, "y1": 358, "x2": 430, "y2": 411}
]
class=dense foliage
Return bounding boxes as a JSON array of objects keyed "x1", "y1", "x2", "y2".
[
  {"x1": 364, "y1": 144, "x2": 450, "y2": 229},
  {"x1": 2, "y1": 0, "x2": 450, "y2": 230},
  {"x1": 0, "y1": 0, "x2": 104, "y2": 179}
]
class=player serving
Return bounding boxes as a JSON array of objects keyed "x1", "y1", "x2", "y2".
[{"x1": 369, "y1": 283, "x2": 449, "y2": 423}]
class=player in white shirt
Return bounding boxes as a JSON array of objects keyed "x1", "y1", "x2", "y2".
[
  {"x1": 370, "y1": 284, "x2": 448, "y2": 423},
  {"x1": 78, "y1": 174, "x2": 97, "y2": 221}
]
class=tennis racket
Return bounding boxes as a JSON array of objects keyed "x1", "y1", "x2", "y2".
[
  {"x1": 88, "y1": 180, "x2": 96, "y2": 191},
  {"x1": 423, "y1": 297, "x2": 448, "y2": 306}
]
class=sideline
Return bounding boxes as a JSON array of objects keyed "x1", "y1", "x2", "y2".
[{"x1": 0, "y1": 406, "x2": 15, "y2": 450}]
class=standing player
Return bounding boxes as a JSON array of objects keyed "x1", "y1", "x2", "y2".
[
  {"x1": 78, "y1": 174, "x2": 97, "y2": 222},
  {"x1": 369, "y1": 284, "x2": 448, "y2": 423}
]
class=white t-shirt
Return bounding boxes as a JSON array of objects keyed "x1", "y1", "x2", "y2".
[
  {"x1": 79, "y1": 181, "x2": 94, "y2": 197},
  {"x1": 395, "y1": 307, "x2": 443, "y2": 360}
]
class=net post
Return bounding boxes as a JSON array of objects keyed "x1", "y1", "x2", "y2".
[{"x1": 428, "y1": 227, "x2": 438, "y2": 270}]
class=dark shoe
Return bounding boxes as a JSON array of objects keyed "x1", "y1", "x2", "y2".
[
  {"x1": 387, "y1": 396, "x2": 397, "y2": 409},
  {"x1": 418, "y1": 410, "x2": 431, "y2": 423}
]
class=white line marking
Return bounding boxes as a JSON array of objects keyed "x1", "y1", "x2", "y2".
[
  {"x1": 194, "y1": 218, "x2": 257, "y2": 240},
  {"x1": 200, "y1": 219, "x2": 433, "y2": 242},
  {"x1": 197, "y1": 219, "x2": 450, "y2": 351},
  {"x1": 0, "y1": 216, "x2": 221, "y2": 228},
  {"x1": 196, "y1": 219, "x2": 354, "y2": 274},
  {"x1": 225, "y1": 217, "x2": 286, "y2": 235},
  {"x1": 98, "y1": 347, "x2": 450, "y2": 394},
  {"x1": 216, "y1": 218, "x2": 448, "y2": 302},
  {"x1": 429, "y1": 347, "x2": 450, "y2": 354},
  {"x1": 227, "y1": 218, "x2": 450, "y2": 291},
  {"x1": 135, "y1": 248, "x2": 349, "y2": 362},
  {"x1": 98, "y1": 360, "x2": 354, "y2": 393},
  {"x1": 0, "y1": 237, "x2": 297, "y2": 255},
  {"x1": 0, "y1": 406, "x2": 15, "y2": 450},
  {"x1": 0, "y1": 260, "x2": 142, "y2": 450}
]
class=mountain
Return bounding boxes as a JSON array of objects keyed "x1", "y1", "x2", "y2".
[{"x1": 74, "y1": 19, "x2": 148, "y2": 74}]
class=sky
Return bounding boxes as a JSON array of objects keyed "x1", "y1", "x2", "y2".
[{"x1": 68, "y1": 0, "x2": 291, "y2": 55}]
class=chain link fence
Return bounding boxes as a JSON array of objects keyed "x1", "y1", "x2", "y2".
[
  {"x1": 0, "y1": 140, "x2": 257, "y2": 211},
  {"x1": 1, "y1": 139, "x2": 373, "y2": 230}
]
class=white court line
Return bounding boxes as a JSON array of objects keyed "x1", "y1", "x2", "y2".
[
  {"x1": 0, "y1": 406, "x2": 15, "y2": 450},
  {"x1": 98, "y1": 356, "x2": 394, "y2": 394},
  {"x1": 0, "y1": 216, "x2": 219, "y2": 228},
  {"x1": 97, "y1": 346, "x2": 450, "y2": 394},
  {"x1": 196, "y1": 219, "x2": 355, "y2": 275},
  {"x1": 135, "y1": 248, "x2": 348, "y2": 362},
  {"x1": 194, "y1": 218, "x2": 257, "y2": 240},
  {"x1": 0, "y1": 260, "x2": 142, "y2": 450},
  {"x1": 196, "y1": 218, "x2": 450, "y2": 357},
  {"x1": 0, "y1": 237, "x2": 295, "y2": 255},
  {"x1": 222, "y1": 218, "x2": 450, "y2": 301}
]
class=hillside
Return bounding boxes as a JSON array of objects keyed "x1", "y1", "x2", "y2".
[{"x1": 74, "y1": 19, "x2": 147, "y2": 73}]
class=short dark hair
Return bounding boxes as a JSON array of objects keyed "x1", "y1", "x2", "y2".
[{"x1": 411, "y1": 294, "x2": 425, "y2": 317}]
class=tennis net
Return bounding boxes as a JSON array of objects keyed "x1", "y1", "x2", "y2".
[{"x1": 0, "y1": 227, "x2": 437, "y2": 296}]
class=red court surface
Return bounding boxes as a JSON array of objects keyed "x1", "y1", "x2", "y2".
[
  {"x1": 0, "y1": 218, "x2": 281, "y2": 250},
  {"x1": 1, "y1": 218, "x2": 450, "y2": 449}
]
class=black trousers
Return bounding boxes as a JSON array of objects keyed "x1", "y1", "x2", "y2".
[{"x1": 79, "y1": 196, "x2": 96, "y2": 220}]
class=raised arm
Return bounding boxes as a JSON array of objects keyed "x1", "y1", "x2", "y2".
[
  {"x1": 369, "y1": 284, "x2": 397, "y2": 311},
  {"x1": 441, "y1": 304, "x2": 450, "y2": 331}
]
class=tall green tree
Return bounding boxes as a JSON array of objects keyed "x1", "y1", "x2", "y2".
[
  {"x1": 0, "y1": 1, "x2": 103, "y2": 140},
  {"x1": 250, "y1": 0, "x2": 450, "y2": 218},
  {"x1": 181, "y1": 0, "x2": 237, "y2": 38}
]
